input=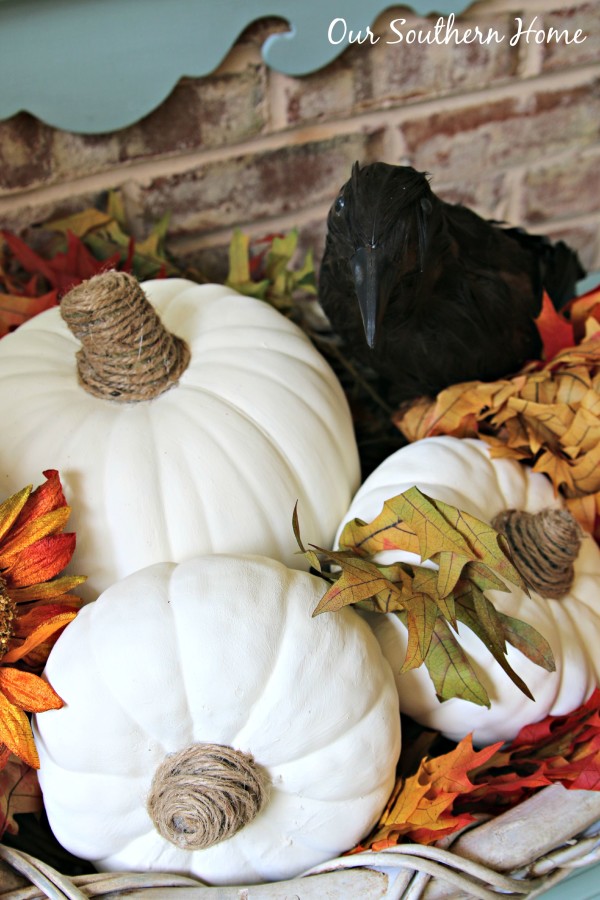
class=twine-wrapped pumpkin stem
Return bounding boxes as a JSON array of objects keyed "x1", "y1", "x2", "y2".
[
  {"x1": 60, "y1": 271, "x2": 190, "y2": 402},
  {"x1": 492, "y1": 507, "x2": 581, "y2": 599},
  {"x1": 146, "y1": 743, "x2": 270, "y2": 851}
]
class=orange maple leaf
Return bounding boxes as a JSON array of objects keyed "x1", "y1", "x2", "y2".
[
  {"x1": 0, "y1": 471, "x2": 85, "y2": 768},
  {"x1": 353, "y1": 736, "x2": 501, "y2": 850},
  {"x1": 534, "y1": 291, "x2": 575, "y2": 361}
]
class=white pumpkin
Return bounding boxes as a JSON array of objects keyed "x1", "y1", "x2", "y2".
[
  {"x1": 33, "y1": 554, "x2": 400, "y2": 885},
  {"x1": 0, "y1": 273, "x2": 359, "y2": 600},
  {"x1": 335, "y1": 436, "x2": 600, "y2": 746}
]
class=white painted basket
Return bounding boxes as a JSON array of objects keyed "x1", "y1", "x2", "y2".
[{"x1": 1, "y1": 784, "x2": 600, "y2": 900}]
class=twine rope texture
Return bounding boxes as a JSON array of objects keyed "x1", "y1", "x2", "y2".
[
  {"x1": 146, "y1": 743, "x2": 270, "y2": 851},
  {"x1": 60, "y1": 271, "x2": 190, "y2": 402},
  {"x1": 491, "y1": 508, "x2": 581, "y2": 599}
]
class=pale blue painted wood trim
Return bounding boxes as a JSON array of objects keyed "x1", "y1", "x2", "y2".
[{"x1": 0, "y1": 0, "x2": 473, "y2": 134}]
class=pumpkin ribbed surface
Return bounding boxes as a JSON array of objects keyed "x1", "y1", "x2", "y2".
[
  {"x1": 335, "y1": 436, "x2": 600, "y2": 745},
  {"x1": 0, "y1": 280, "x2": 359, "y2": 600},
  {"x1": 33, "y1": 555, "x2": 400, "y2": 885}
]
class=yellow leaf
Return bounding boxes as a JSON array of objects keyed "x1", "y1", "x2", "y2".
[
  {"x1": 570, "y1": 441, "x2": 600, "y2": 495},
  {"x1": 560, "y1": 407, "x2": 600, "y2": 456},
  {"x1": 533, "y1": 450, "x2": 576, "y2": 494},
  {"x1": 400, "y1": 594, "x2": 440, "y2": 672},
  {"x1": 393, "y1": 396, "x2": 440, "y2": 442},
  {"x1": 338, "y1": 510, "x2": 420, "y2": 558},
  {"x1": 506, "y1": 398, "x2": 573, "y2": 444},
  {"x1": 226, "y1": 228, "x2": 251, "y2": 286},
  {"x1": 312, "y1": 555, "x2": 405, "y2": 615},
  {"x1": 565, "y1": 493, "x2": 598, "y2": 535},
  {"x1": 45, "y1": 208, "x2": 113, "y2": 238},
  {"x1": 135, "y1": 212, "x2": 171, "y2": 261},
  {"x1": 389, "y1": 488, "x2": 474, "y2": 563},
  {"x1": 555, "y1": 367, "x2": 594, "y2": 405}
]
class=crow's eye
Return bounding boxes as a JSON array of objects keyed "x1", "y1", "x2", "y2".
[{"x1": 334, "y1": 194, "x2": 345, "y2": 214}]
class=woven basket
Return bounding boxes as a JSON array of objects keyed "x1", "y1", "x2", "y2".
[{"x1": 2, "y1": 783, "x2": 600, "y2": 900}]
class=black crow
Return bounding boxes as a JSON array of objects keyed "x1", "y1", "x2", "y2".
[{"x1": 319, "y1": 162, "x2": 585, "y2": 403}]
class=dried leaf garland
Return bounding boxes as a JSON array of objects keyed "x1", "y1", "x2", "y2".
[
  {"x1": 293, "y1": 488, "x2": 554, "y2": 708},
  {"x1": 0, "y1": 192, "x2": 181, "y2": 337},
  {"x1": 354, "y1": 688, "x2": 600, "y2": 851},
  {"x1": 395, "y1": 287, "x2": 600, "y2": 540},
  {"x1": 352, "y1": 735, "x2": 502, "y2": 850}
]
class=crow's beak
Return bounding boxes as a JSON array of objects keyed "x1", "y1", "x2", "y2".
[{"x1": 350, "y1": 245, "x2": 392, "y2": 349}]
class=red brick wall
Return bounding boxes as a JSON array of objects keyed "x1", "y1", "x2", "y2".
[{"x1": 0, "y1": 2, "x2": 598, "y2": 281}]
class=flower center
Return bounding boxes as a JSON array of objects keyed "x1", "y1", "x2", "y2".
[{"x1": 0, "y1": 582, "x2": 17, "y2": 660}]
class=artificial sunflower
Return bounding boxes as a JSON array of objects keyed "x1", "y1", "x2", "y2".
[{"x1": 0, "y1": 470, "x2": 84, "y2": 768}]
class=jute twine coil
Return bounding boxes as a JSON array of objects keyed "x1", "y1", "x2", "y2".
[
  {"x1": 60, "y1": 271, "x2": 190, "y2": 402},
  {"x1": 146, "y1": 743, "x2": 270, "y2": 851},
  {"x1": 491, "y1": 507, "x2": 581, "y2": 599}
]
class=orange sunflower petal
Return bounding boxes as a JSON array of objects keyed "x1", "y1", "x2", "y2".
[
  {"x1": 12, "y1": 470, "x2": 66, "y2": 532},
  {"x1": 0, "y1": 507, "x2": 71, "y2": 565},
  {"x1": 0, "y1": 668, "x2": 63, "y2": 713},
  {"x1": 3, "y1": 611, "x2": 77, "y2": 663},
  {"x1": 3, "y1": 533, "x2": 76, "y2": 587},
  {"x1": 0, "y1": 693, "x2": 39, "y2": 768}
]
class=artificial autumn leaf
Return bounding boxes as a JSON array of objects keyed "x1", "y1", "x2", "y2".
[
  {"x1": 296, "y1": 488, "x2": 553, "y2": 706},
  {"x1": 226, "y1": 229, "x2": 269, "y2": 299},
  {"x1": 0, "y1": 753, "x2": 42, "y2": 838},
  {"x1": 226, "y1": 228, "x2": 316, "y2": 310},
  {"x1": 457, "y1": 687, "x2": 600, "y2": 815},
  {"x1": 0, "y1": 192, "x2": 185, "y2": 338},
  {"x1": 43, "y1": 208, "x2": 113, "y2": 239},
  {"x1": 354, "y1": 690, "x2": 600, "y2": 853},
  {"x1": 534, "y1": 290, "x2": 575, "y2": 360},
  {"x1": 2, "y1": 230, "x2": 121, "y2": 295},
  {"x1": 0, "y1": 291, "x2": 58, "y2": 337},
  {"x1": 353, "y1": 735, "x2": 502, "y2": 850},
  {"x1": 0, "y1": 471, "x2": 84, "y2": 767}
]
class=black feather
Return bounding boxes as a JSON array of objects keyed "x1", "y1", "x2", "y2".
[{"x1": 319, "y1": 162, "x2": 585, "y2": 403}]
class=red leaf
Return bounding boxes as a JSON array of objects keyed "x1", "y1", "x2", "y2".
[
  {"x1": 2, "y1": 229, "x2": 121, "y2": 296},
  {"x1": 534, "y1": 291, "x2": 575, "y2": 361},
  {"x1": 1, "y1": 231, "x2": 57, "y2": 285}
]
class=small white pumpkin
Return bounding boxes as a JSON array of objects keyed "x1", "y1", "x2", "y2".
[
  {"x1": 34, "y1": 554, "x2": 400, "y2": 885},
  {"x1": 335, "y1": 436, "x2": 600, "y2": 746},
  {"x1": 0, "y1": 273, "x2": 359, "y2": 600}
]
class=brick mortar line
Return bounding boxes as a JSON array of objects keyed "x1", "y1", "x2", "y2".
[
  {"x1": 167, "y1": 200, "x2": 334, "y2": 253},
  {"x1": 0, "y1": 61, "x2": 598, "y2": 216},
  {"x1": 167, "y1": 203, "x2": 600, "y2": 258}
]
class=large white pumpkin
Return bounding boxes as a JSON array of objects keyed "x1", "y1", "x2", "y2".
[
  {"x1": 34, "y1": 554, "x2": 400, "y2": 885},
  {"x1": 0, "y1": 273, "x2": 359, "y2": 600},
  {"x1": 335, "y1": 436, "x2": 600, "y2": 746}
]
